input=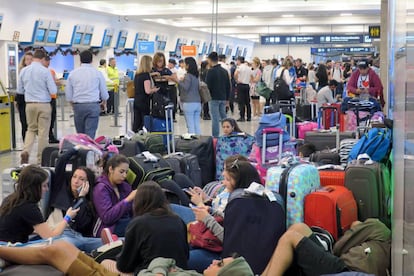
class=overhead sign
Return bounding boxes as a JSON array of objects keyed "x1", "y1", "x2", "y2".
[
  {"x1": 261, "y1": 34, "x2": 368, "y2": 45},
  {"x1": 369, "y1": 26, "x2": 381, "y2": 39},
  {"x1": 138, "y1": 41, "x2": 155, "y2": 54},
  {"x1": 181, "y1": 45, "x2": 197, "y2": 57},
  {"x1": 311, "y1": 47, "x2": 376, "y2": 54}
]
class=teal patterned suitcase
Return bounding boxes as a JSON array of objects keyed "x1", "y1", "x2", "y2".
[{"x1": 265, "y1": 162, "x2": 320, "y2": 227}]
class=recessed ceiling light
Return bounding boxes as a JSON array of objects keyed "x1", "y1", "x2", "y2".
[
  {"x1": 237, "y1": 15, "x2": 248, "y2": 19},
  {"x1": 282, "y1": 14, "x2": 294, "y2": 18},
  {"x1": 340, "y1": 13, "x2": 353, "y2": 16}
]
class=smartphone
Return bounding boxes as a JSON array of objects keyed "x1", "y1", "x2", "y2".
[
  {"x1": 72, "y1": 198, "x2": 84, "y2": 209},
  {"x1": 189, "y1": 203, "x2": 197, "y2": 209},
  {"x1": 183, "y1": 188, "x2": 191, "y2": 193}
]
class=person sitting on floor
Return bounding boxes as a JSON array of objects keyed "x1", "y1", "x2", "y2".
[
  {"x1": 0, "y1": 241, "x2": 253, "y2": 276},
  {"x1": 0, "y1": 165, "x2": 78, "y2": 245},
  {"x1": 262, "y1": 219, "x2": 391, "y2": 276}
]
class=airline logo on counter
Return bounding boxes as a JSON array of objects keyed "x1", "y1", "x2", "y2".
[
  {"x1": 138, "y1": 41, "x2": 155, "y2": 54},
  {"x1": 181, "y1": 45, "x2": 197, "y2": 57}
]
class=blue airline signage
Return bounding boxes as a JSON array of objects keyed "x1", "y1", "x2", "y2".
[
  {"x1": 138, "y1": 41, "x2": 155, "y2": 54},
  {"x1": 261, "y1": 34, "x2": 370, "y2": 45}
]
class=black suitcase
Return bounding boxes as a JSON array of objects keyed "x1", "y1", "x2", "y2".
[
  {"x1": 165, "y1": 152, "x2": 202, "y2": 187},
  {"x1": 309, "y1": 150, "x2": 341, "y2": 165},
  {"x1": 304, "y1": 131, "x2": 355, "y2": 151},
  {"x1": 128, "y1": 153, "x2": 175, "y2": 189},
  {"x1": 41, "y1": 145, "x2": 59, "y2": 167},
  {"x1": 175, "y1": 136, "x2": 215, "y2": 186},
  {"x1": 112, "y1": 137, "x2": 143, "y2": 157},
  {"x1": 296, "y1": 102, "x2": 312, "y2": 121}
]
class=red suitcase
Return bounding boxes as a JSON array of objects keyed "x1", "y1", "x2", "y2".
[
  {"x1": 319, "y1": 103, "x2": 345, "y2": 131},
  {"x1": 304, "y1": 185, "x2": 357, "y2": 240},
  {"x1": 318, "y1": 168, "x2": 346, "y2": 186}
]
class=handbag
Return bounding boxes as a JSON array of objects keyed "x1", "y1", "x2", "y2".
[
  {"x1": 199, "y1": 80, "x2": 212, "y2": 103},
  {"x1": 126, "y1": 80, "x2": 135, "y2": 98},
  {"x1": 187, "y1": 216, "x2": 223, "y2": 252},
  {"x1": 256, "y1": 81, "x2": 272, "y2": 99}
]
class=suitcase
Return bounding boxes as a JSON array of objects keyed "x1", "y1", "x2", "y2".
[
  {"x1": 318, "y1": 167, "x2": 346, "y2": 187},
  {"x1": 175, "y1": 136, "x2": 215, "y2": 186},
  {"x1": 304, "y1": 131, "x2": 355, "y2": 151},
  {"x1": 304, "y1": 185, "x2": 358, "y2": 240},
  {"x1": 215, "y1": 133, "x2": 255, "y2": 180},
  {"x1": 222, "y1": 190, "x2": 286, "y2": 275},
  {"x1": 296, "y1": 121, "x2": 318, "y2": 140},
  {"x1": 266, "y1": 160, "x2": 320, "y2": 227},
  {"x1": 296, "y1": 102, "x2": 312, "y2": 121},
  {"x1": 344, "y1": 157, "x2": 391, "y2": 226},
  {"x1": 127, "y1": 153, "x2": 175, "y2": 189},
  {"x1": 310, "y1": 150, "x2": 341, "y2": 165},
  {"x1": 41, "y1": 145, "x2": 59, "y2": 167},
  {"x1": 318, "y1": 103, "x2": 344, "y2": 131},
  {"x1": 144, "y1": 104, "x2": 174, "y2": 154},
  {"x1": 112, "y1": 137, "x2": 143, "y2": 157},
  {"x1": 165, "y1": 152, "x2": 202, "y2": 187}
]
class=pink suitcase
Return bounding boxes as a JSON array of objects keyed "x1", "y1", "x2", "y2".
[{"x1": 297, "y1": 122, "x2": 318, "y2": 139}]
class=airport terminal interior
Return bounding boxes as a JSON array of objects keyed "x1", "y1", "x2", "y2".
[{"x1": 0, "y1": 0, "x2": 413, "y2": 275}]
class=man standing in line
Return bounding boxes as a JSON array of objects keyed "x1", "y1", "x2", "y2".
[
  {"x1": 206, "y1": 52, "x2": 230, "y2": 137},
  {"x1": 42, "y1": 55, "x2": 60, "y2": 144},
  {"x1": 65, "y1": 50, "x2": 109, "y2": 139},
  {"x1": 97, "y1": 59, "x2": 113, "y2": 116},
  {"x1": 18, "y1": 49, "x2": 57, "y2": 164},
  {"x1": 106, "y1": 57, "x2": 119, "y2": 114},
  {"x1": 234, "y1": 56, "x2": 252, "y2": 122}
]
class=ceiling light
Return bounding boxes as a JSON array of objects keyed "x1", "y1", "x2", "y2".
[
  {"x1": 340, "y1": 13, "x2": 353, "y2": 16},
  {"x1": 237, "y1": 15, "x2": 248, "y2": 19},
  {"x1": 282, "y1": 14, "x2": 294, "y2": 18},
  {"x1": 181, "y1": 17, "x2": 193, "y2": 20}
]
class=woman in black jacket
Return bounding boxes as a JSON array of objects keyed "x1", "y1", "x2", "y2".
[{"x1": 101, "y1": 181, "x2": 189, "y2": 275}]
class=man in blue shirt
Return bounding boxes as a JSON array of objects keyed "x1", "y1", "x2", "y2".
[
  {"x1": 18, "y1": 49, "x2": 57, "y2": 164},
  {"x1": 65, "y1": 51, "x2": 109, "y2": 139}
]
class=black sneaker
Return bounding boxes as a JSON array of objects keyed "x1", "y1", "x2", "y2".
[{"x1": 237, "y1": 118, "x2": 245, "y2": 122}]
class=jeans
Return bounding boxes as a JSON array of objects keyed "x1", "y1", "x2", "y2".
[
  {"x1": 209, "y1": 100, "x2": 227, "y2": 137},
  {"x1": 170, "y1": 204, "x2": 195, "y2": 225},
  {"x1": 107, "y1": 90, "x2": 114, "y2": 113},
  {"x1": 114, "y1": 217, "x2": 131, "y2": 237},
  {"x1": 59, "y1": 228, "x2": 102, "y2": 253},
  {"x1": 188, "y1": 249, "x2": 221, "y2": 273},
  {"x1": 73, "y1": 103, "x2": 101, "y2": 139},
  {"x1": 183, "y1": 102, "x2": 201, "y2": 135}
]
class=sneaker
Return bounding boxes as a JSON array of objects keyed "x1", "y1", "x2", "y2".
[
  {"x1": 237, "y1": 118, "x2": 245, "y2": 122},
  {"x1": 101, "y1": 228, "x2": 119, "y2": 245},
  {"x1": 20, "y1": 151, "x2": 29, "y2": 165}
]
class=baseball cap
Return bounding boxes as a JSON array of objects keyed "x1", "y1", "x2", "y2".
[{"x1": 357, "y1": 60, "x2": 369, "y2": 68}]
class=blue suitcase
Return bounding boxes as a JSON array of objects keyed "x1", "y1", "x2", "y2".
[{"x1": 266, "y1": 162, "x2": 320, "y2": 227}]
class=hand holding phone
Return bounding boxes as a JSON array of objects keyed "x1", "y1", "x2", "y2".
[
  {"x1": 72, "y1": 197, "x2": 84, "y2": 209},
  {"x1": 189, "y1": 203, "x2": 197, "y2": 209}
]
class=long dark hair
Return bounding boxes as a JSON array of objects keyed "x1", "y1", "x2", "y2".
[
  {"x1": 185, "y1": 57, "x2": 199, "y2": 78},
  {"x1": 0, "y1": 165, "x2": 48, "y2": 216},
  {"x1": 133, "y1": 181, "x2": 172, "y2": 217},
  {"x1": 225, "y1": 161, "x2": 261, "y2": 189},
  {"x1": 222, "y1": 118, "x2": 243, "y2": 133},
  {"x1": 100, "y1": 154, "x2": 130, "y2": 175}
]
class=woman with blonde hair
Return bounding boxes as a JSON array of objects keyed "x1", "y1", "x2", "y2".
[
  {"x1": 17, "y1": 52, "x2": 33, "y2": 142},
  {"x1": 132, "y1": 55, "x2": 160, "y2": 132},
  {"x1": 250, "y1": 57, "x2": 262, "y2": 117}
]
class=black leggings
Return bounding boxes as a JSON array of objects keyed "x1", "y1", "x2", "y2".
[
  {"x1": 16, "y1": 94, "x2": 27, "y2": 141},
  {"x1": 133, "y1": 104, "x2": 150, "y2": 132}
]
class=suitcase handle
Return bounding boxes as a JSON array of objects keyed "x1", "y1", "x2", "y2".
[
  {"x1": 262, "y1": 127, "x2": 284, "y2": 134},
  {"x1": 317, "y1": 186, "x2": 335, "y2": 193}
]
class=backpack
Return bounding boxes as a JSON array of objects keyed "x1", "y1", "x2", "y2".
[
  {"x1": 273, "y1": 69, "x2": 292, "y2": 101},
  {"x1": 348, "y1": 128, "x2": 392, "y2": 162},
  {"x1": 254, "y1": 112, "x2": 291, "y2": 147}
]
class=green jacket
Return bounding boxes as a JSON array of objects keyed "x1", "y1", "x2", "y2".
[
  {"x1": 333, "y1": 218, "x2": 391, "y2": 276},
  {"x1": 137, "y1": 257, "x2": 201, "y2": 276}
]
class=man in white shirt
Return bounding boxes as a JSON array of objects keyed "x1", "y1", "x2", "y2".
[
  {"x1": 168, "y1": 59, "x2": 179, "y2": 120},
  {"x1": 317, "y1": 79, "x2": 338, "y2": 110},
  {"x1": 234, "y1": 56, "x2": 252, "y2": 121}
]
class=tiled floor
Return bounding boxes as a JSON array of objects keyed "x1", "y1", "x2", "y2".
[{"x1": 0, "y1": 92, "x2": 262, "y2": 189}]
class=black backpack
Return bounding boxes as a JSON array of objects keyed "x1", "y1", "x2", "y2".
[{"x1": 273, "y1": 69, "x2": 292, "y2": 101}]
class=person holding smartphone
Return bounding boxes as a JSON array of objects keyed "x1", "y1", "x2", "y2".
[{"x1": 47, "y1": 145, "x2": 102, "y2": 252}]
